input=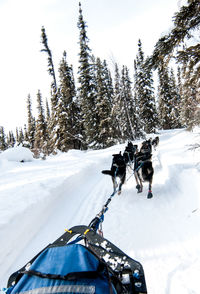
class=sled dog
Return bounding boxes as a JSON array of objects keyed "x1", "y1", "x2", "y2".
[
  {"x1": 134, "y1": 140, "x2": 154, "y2": 198},
  {"x1": 123, "y1": 141, "x2": 138, "y2": 168},
  {"x1": 152, "y1": 136, "x2": 159, "y2": 150},
  {"x1": 102, "y1": 152, "x2": 126, "y2": 195}
]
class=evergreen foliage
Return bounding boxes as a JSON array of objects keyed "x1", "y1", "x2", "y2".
[
  {"x1": 41, "y1": 26, "x2": 57, "y2": 95},
  {"x1": 120, "y1": 65, "x2": 136, "y2": 140},
  {"x1": 157, "y1": 61, "x2": 174, "y2": 130},
  {"x1": 7, "y1": 131, "x2": 15, "y2": 148},
  {"x1": 53, "y1": 51, "x2": 81, "y2": 151},
  {"x1": 23, "y1": 124, "x2": 30, "y2": 148},
  {"x1": 44, "y1": 99, "x2": 52, "y2": 154},
  {"x1": 168, "y1": 68, "x2": 182, "y2": 128},
  {"x1": 134, "y1": 40, "x2": 158, "y2": 134},
  {"x1": 0, "y1": 126, "x2": 7, "y2": 151},
  {"x1": 3, "y1": 0, "x2": 199, "y2": 155},
  {"x1": 95, "y1": 57, "x2": 114, "y2": 148},
  {"x1": 133, "y1": 60, "x2": 144, "y2": 139},
  {"x1": 16, "y1": 128, "x2": 25, "y2": 145},
  {"x1": 150, "y1": 0, "x2": 200, "y2": 128},
  {"x1": 27, "y1": 94, "x2": 35, "y2": 149},
  {"x1": 111, "y1": 63, "x2": 123, "y2": 141},
  {"x1": 150, "y1": 0, "x2": 200, "y2": 68},
  {"x1": 41, "y1": 25, "x2": 60, "y2": 147},
  {"x1": 34, "y1": 90, "x2": 47, "y2": 156},
  {"x1": 77, "y1": 2, "x2": 98, "y2": 148}
]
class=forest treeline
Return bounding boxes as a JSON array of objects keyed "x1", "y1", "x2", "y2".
[{"x1": 0, "y1": 0, "x2": 199, "y2": 157}]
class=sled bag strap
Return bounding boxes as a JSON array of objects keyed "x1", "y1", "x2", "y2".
[{"x1": 20, "y1": 269, "x2": 101, "y2": 280}]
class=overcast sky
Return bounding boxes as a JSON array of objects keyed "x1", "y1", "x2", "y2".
[{"x1": 0, "y1": 0, "x2": 182, "y2": 132}]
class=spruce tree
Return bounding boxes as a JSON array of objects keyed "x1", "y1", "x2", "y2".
[
  {"x1": 135, "y1": 40, "x2": 158, "y2": 134},
  {"x1": 168, "y1": 68, "x2": 182, "y2": 128},
  {"x1": 133, "y1": 60, "x2": 144, "y2": 138},
  {"x1": 41, "y1": 26, "x2": 57, "y2": 96},
  {"x1": 46, "y1": 99, "x2": 50, "y2": 121},
  {"x1": 181, "y1": 63, "x2": 199, "y2": 128},
  {"x1": 7, "y1": 131, "x2": 15, "y2": 148},
  {"x1": 111, "y1": 63, "x2": 124, "y2": 142},
  {"x1": 0, "y1": 126, "x2": 7, "y2": 151},
  {"x1": 17, "y1": 128, "x2": 24, "y2": 145},
  {"x1": 95, "y1": 57, "x2": 114, "y2": 148},
  {"x1": 34, "y1": 90, "x2": 47, "y2": 156},
  {"x1": 27, "y1": 94, "x2": 35, "y2": 149},
  {"x1": 16, "y1": 128, "x2": 19, "y2": 144},
  {"x1": 150, "y1": 0, "x2": 200, "y2": 70},
  {"x1": 45, "y1": 99, "x2": 52, "y2": 153},
  {"x1": 23, "y1": 124, "x2": 30, "y2": 147},
  {"x1": 180, "y1": 57, "x2": 199, "y2": 128},
  {"x1": 149, "y1": 0, "x2": 200, "y2": 128},
  {"x1": 41, "y1": 26, "x2": 59, "y2": 153},
  {"x1": 60, "y1": 51, "x2": 81, "y2": 150},
  {"x1": 52, "y1": 51, "x2": 81, "y2": 151},
  {"x1": 102, "y1": 60, "x2": 114, "y2": 105},
  {"x1": 157, "y1": 61, "x2": 173, "y2": 130},
  {"x1": 77, "y1": 2, "x2": 98, "y2": 148},
  {"x1": 177, "y1": 66, "x2": 184, "y2": 124},
  {"x1": 120, "y1": 65, "x2": 136, "y2": 140}
]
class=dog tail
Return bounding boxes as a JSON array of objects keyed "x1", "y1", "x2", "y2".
[{"x1": 102, "y1": 170, "x2": 114, "y2": 176}]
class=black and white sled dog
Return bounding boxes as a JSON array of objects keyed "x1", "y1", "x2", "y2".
[
  {"x1": 123, "y1": 141, "x2": 138, "y2": 169},
  {"x1": 152, "y1": 136, "x2": 159, "y2": 150},
  {"x1": 102, "y1": 152, "x2": 126, "y2": 195},
  {"x1": 134, "y1": 140, "x2": 154, "y2": 199}
]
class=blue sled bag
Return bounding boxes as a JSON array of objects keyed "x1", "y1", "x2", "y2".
[{"x1": 6, "y1": 226, "x2": 147, "y2": 294}]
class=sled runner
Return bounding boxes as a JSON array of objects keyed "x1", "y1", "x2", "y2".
[{"x1": 6, "y1": 225, "x2": 147, "y2": 294}]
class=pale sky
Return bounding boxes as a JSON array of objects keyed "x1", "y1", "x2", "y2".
[{"x1": 0, "y1": 0, "x2": 182, "y2": 132}]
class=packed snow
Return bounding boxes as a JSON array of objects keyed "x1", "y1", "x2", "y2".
[{"x1": 0, "y1": 128, "x2": 200, "y2": 293}]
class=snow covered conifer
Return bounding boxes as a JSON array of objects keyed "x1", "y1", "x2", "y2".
[
  {"x1": 41, "y1": 26, "x2": 57, "y2": 97},
  {"x1": 77, "y1": 2, "x2": 98, "y2": 148},
  {"x1": 0, "y1": 126, "x2": 7, "y2": 151},
  {"x1": 150, "y1": 0, "x2": 200, "y2": 128},
  {"x1": 26, "y1": 94, "x2": 35, "y2": 150},
  {"x1": 133, "y1": 60, "x2": 144, "y2": 138},
  {"x1": 134, "y1": 39, "x2": 158, "y2": 134},
  {"x1": 7, "y1": 131, "x2": 15, "y2": 148},
  {"x1": 157, "y1": 61, "x2": 173, "y2": 130},
  {"x1": 52, "y1": 51, "x2": 81, "y2": 151},
  {"x1": 45, "y1": 99, "x2": 50, "y2": 122},
  {"x1": 34, "y1": 90, "x2": 47, "y2": 156},
  {"x1": 168, "y1": 68, "x2": 182, "y2": 128},
  {"x1": 120, "y1": 65, "x2": 136, "y2": 140},
  {"x1": 111, "y1": 63, "x2": 124, "y2": 142},
  {"x1": 95, "y1": 57, "x2": 114, "y2": 148},
  {"x1": 41, "y1": 26, "x2": 59, "y2": 152},
  {"x1": 17, "y1": 128, "x2": 25, "y2": 146}
]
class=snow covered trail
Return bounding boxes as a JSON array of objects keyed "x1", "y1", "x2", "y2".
[
  {"x1": 0, "y1": 146, "x2": 122, "y2": 285},
  {"x1": 0, "y1": 129, "x2": 200, "y2": 293}
]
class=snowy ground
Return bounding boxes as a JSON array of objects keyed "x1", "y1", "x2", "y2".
[{"x1": 0, "y1": 128, "x2": 200, "y2": 293}]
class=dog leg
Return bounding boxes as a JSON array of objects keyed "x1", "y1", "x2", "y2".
[
  {"x1": 118, "y1": 184, "x2": 122, "y2": 195},
  {"x1": 134, "y1": 171, "x2": 143, "y2": 193},
  {"x1": 118, "y1": 172, "x2": 126, "y2": 195},
  {"x1": 118, "y1": 179, "x2": 123, "y2": 194},
  {"x1": 112, "y1": 177, "x2": 118, "y2": 193},
  {"x1": 147, "y1": 180, "x2": 153, "y2": 199}
]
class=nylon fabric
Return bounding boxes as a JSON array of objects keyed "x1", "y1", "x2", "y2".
[
  {"x1": 8, "y1": 244, "x2": 115, "y2": 294},
  {"x1": 13, "y1": 285, "x2": 95, "y2": 294}
]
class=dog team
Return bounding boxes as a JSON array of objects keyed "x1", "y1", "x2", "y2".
[{"x1": 102, "y1": 136, "x2": 159, "y2": 199}]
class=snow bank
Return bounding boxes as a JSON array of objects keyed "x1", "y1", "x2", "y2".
[{"x1": 0, "y1": 146, "x2": 34, "y2": 162}]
